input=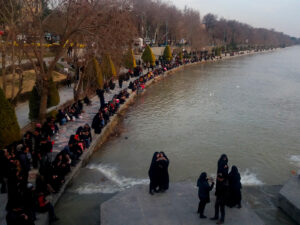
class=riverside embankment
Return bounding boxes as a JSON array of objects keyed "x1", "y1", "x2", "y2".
[
  {"x1": 52, "y1": 46, "x2": 300, "y2": 225},
  {"x1": 0, "y1": 47, "x2": 286, "y2": 225},
  {"x1": 47, "y1": 48, "x2": 284, "y2": 222}
]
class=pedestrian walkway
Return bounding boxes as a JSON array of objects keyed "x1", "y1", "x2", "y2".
[
  {"x1": 1, "y1": 76, "x2": 138, "y2": 225},
  {"x1": 50, "y1": 77, "x2": 137, "y2": 154}
]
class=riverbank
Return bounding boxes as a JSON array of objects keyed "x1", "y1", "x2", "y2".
[
  {"x1": 45, "y1": 47, "x2": 280, "y2": 223},
  {"x1": 51, "y1": 45, "x2": 300, "y2": 225},
  {"x1": 0, "y1": 47, "x2": 283, "y2": 225}
]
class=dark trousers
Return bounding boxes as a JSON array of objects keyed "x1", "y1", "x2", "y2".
[
  {"x1": 0, "y1": 177, "x2": 7, "y2": 193},
  {"x1": 197, "y1": 200, "x2": 207, "y2": 215},
  {"x1": 214, "y1": 198, "x2": 225, "y2": 222},
  {"x1": 39, "y1": 203, "x2": 55, "y2": 219}
]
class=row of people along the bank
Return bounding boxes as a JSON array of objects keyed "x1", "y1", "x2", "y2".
[
  {"x1": 1, "y1": 58, "x2": 188, "y2": 225},
  {"x1": 148, "y1": 153, "x2": 242, "y2": 225}
]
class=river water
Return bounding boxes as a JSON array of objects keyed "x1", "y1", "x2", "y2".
[{"x1": 54, "y1": 46, "x2": 300, "y2": 225}]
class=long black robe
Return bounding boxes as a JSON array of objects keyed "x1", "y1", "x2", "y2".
[
  {"x1": 217, "y1": 154, "x2": 229, "y2": 177},
  {"x1": 158, "y1": 152, "x2": 169, "y2": 191},
  {"x1": 92, "y1": 113, "x2": 102, "y2": 134},
  {"x1": 227, "y1": 166, "x2": 242, "y2": 207},
  {"x1": 148, "y1": 152, "x2": 159, "y2": 192}
]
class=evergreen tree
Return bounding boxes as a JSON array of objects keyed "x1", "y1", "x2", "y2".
[
  {"x1": 47, "y1": 79, "x2": 60, "y2": 108},
  {"x1": 142, "y1": 45, "x2": 156, "y2": 66},
  {"x1": 215, "y1": 47, "x2": 221, "y2": 56},
  {"x1": 124, "y1": 48, "x2": 137, "y2": 69},
  {"x1": 101, "y1": 54, "x2": 117, "y2": 80},
  {"x1": 93, "y1": 58, "x2": 104, "y2": 89},
  {"x1": 178, "y1": 52, "x2": 183, "y2": 61},
  {"x1": 29, "y1": 79, "x2": 60, "y2": 120},
  {"x1": 0, "y1": 88, "x2": 20, "y2": 148},
  {"x1": 163, "y1": 45, "x2": 173, "y2": 62}
]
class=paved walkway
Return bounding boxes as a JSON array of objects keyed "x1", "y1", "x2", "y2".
[
  {"x1": 15, "y1": 85, "x2": 74, "y2": 128},
  {"x1": 50, "y1": 82, "x2": 134, "y2": 155},
  {"x1": 0, "y1": 57, "x2": 55, "y2": 69},
  {"x1": 101, "y1": 183, "x2": 265, "y2": 225},
  {"x1": 1, "y1": 76, "x2": 139, "y2": 225}
]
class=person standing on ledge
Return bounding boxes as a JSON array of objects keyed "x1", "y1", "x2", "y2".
[
  {"x1": 197, "y1": 172, "x2": 214, "y2": 219},
  {"x1": 148, "y1": 152, "x2": 169, "y2": 195},
  {"x1": 217, "y1": 154, "x2": 229, "y2": 178},
  {"x1": 96, "y1": 88, "x2": 105, "y2": 109},
  {"x1": 148, "y1": 152, "x2": 159, "y2": 195},
  {"x1": 227, "y1": 165, "x2": 242, "y2": 208},
  {"x1": 157, "y1": 151, "x2": 169, "y2": 192},
  {"x1": 211, "y1": 174, "x2": 227, "y2": 224}
]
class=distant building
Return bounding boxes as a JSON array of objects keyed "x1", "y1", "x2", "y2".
[{"x1": 134, "y1": 38, "x2": 143, "y2": 48}]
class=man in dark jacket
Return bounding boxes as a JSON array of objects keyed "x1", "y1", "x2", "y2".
[
  {"x1": 211, "y1": 174, "x2": 227, "y2": 224},
  {"x1": 197, "y1": 172, "x2": 214, "y2": 218},
  {"x1": 96, "y1": 89, "x2": 105, "y2": 109},
  {"x1": 0, "y1": 149, "x2": 10, "y2": 193},
  {"x1": 17, "y1": 146, "x2": 31, "y2": 186}
]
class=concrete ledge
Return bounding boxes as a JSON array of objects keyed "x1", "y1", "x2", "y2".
[
  {"x1": 278, "y1": 175, "x2": 300, "y2": 225},
  {"x1": 101, "y1": 183, "x2": 265, "y2": 225}
]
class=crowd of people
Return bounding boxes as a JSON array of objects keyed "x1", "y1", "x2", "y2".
[
  {"x1": 0, "y1": 97, "x2": 92, "y2": 224},
  {"x1": 197, "y1": 154, "x2": 242, "y2": 224},
  {"x1": 1, "y1": 54, "x2": 218, "y2": 225}
]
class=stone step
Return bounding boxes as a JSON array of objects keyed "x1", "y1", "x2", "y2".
[
  {"x1": 278, "y1": 174, "x2": 300, "y2": 225},
  {"x1": 100, "y1": 182, "x2": 265, "y2": 225}
]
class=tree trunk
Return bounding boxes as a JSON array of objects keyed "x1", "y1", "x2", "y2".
[
  {"x1": 73, "y1": 71, "x2": 83, "y2": 101},
  {"x1": 1, "y1": 47, "x2": 7, "y2": 97},
  {"x1": 38, "y1": 77, "x2": 48, "y2": 122},
  {"x1": 11, "y1": 40, "x2": 16, "y2": 99}
]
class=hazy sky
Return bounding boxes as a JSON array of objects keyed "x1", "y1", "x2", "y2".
[{"x1": 169, "y1": 0, "x2": 300, "y2": 37}]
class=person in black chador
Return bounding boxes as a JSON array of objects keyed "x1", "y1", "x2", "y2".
[
  {"x1": 92, "y1": 111, "x2": 105, "y2": 134},
  {"x1": 210, "y1": 174, "x2": 227, "y2": 224},
  {"x1": 96, "y1": 88, "x2": 105, "y2": 109},
  {"x1": 197, "y1": 172, "x2": 214, "y2": 218},
  {"x1": 227, "y1": 165, "x2": 242, "y2": 208},
  {"x1": 148, "y1": 152, "x2": 159, "y2": 195},
  {"x1": 157, "y1": 151, "x2": 169, "y2": 192},
  {"x1": 217, "y1": 154, "x2": 229, "y2": 178}
]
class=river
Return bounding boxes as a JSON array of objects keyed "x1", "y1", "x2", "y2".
[{"x1": 54, "y1": 46, "x2": 300, "y2": 225}]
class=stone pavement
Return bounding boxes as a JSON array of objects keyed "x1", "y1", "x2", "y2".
[
  {"x1": 50, "y1": 77, "x2": 137, "y2": 155},
  {"x1": 101, "y1": 183, "x2": 265, "y2": 225},
  {"x1": 278, "y1": 172, "x2": 300, "y2": 224}
]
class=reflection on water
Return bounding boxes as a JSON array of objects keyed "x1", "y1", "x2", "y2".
[{"x1": 54, "y1": 46, "x2": 300, "y2": 225}]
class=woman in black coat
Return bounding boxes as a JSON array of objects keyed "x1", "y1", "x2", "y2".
[
  {"x1": 227, "y1": 165, "x2": 242, "y2": 208},
  {"x1": 148, "y1": 152, "x2": 159, "y2": 195},
  {"x1": 217, "y1": 154, "x2": 229, "y2": 178},
  {"x1": 157, "y1": 151, "x2": 169, "y2": 192},
  {"x1": 197, "y1": 172, "x2": 214, "y2": 218}
]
